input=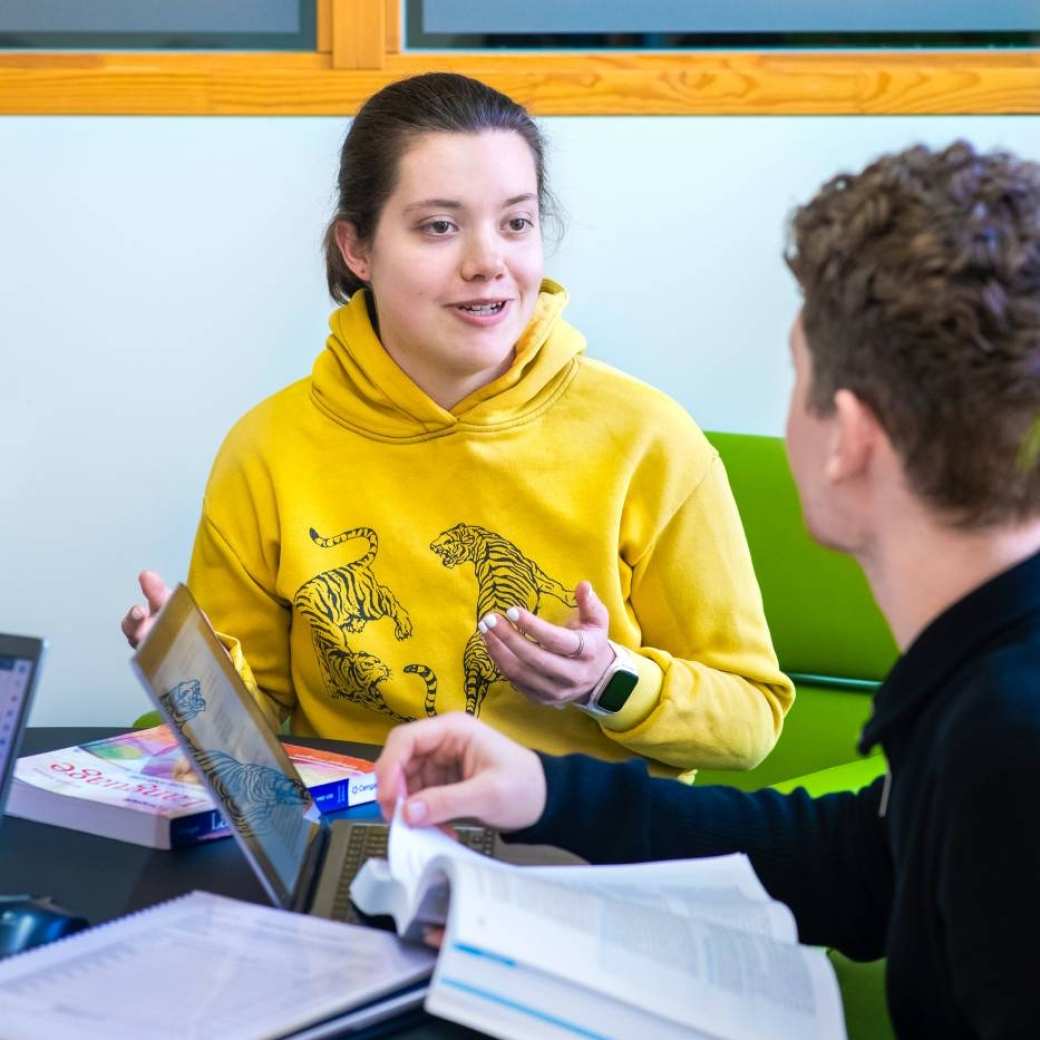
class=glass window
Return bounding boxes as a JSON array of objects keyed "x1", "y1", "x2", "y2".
[
  {"x1": 0, "y1": 0, "x2": 316, "y2": 51},
  {"x1": 410, "y1": 0, "x2": 1040, "y2": 50}
]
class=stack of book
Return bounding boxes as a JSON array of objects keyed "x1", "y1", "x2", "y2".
[{"x1": 6, "y1": 725, "x2": 376, "y2": 849}]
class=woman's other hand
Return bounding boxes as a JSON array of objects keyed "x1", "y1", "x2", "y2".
[
  {"x1": 478, "y1": 580, "x2": 616, "y2": 709},
  {"x1": 120, "y1": 570, "x2": 172, "y2": 648},
  {"x1": 375, "y1": 713, "x2": 546, "y2": 832}
]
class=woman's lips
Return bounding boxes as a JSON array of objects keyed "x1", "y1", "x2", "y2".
[{"x1": 449, "y1": 299, "x2": 512, "y2": 327}]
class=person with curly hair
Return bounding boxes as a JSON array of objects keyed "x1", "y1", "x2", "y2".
[{"x1": 374, "y1": 141, "x2": 1040, "y2": 1038}]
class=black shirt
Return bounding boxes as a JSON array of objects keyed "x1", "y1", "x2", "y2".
[{"x1": 511, "y1": 551, "x2": 1040, "y2": 1038}]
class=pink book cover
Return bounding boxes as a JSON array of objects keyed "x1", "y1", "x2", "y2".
[{"x1": 85, "y1": 725, "x2": 376, "y2": 791}]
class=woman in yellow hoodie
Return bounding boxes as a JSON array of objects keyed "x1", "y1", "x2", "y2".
[{"x1": 122, "y1": 73, "x2": 792, "y2": 776}]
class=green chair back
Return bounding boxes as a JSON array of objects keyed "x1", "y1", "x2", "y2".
[
  {"x1": 771, "y1": 753, "x2": 887, "y2": 798},
  {"x1": 829, "y1": 953, "x2": 895, "y2": 1040},
  {"x1": 706, "y1": 431, "x2": 898, "y2": 682},
  {"x1": 702, "y1": 434, "x2": 898, "y2": 1040}
]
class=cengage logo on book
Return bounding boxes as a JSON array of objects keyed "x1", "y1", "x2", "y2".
[{"x1": 349, "y1": 776, "x2": 377, "y2": 799}]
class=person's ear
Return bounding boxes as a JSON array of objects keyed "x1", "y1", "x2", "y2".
[
  {"x1": 824, "y1": 389, "x2": 879, "y2": 484},
  {"x1": 334, "y1": 221, "x2": 371, "y2": 283}
]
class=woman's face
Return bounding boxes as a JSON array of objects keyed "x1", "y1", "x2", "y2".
[{"x1": 339, "y1": 130, "x2": 545, "y2": 407}]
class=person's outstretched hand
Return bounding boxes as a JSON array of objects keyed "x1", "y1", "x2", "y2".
[
  {"x1": 120, "y1": 570, "x2": 172, "y2": 649},
  {"x1": 375, "y1": 713, "x2": 546, "y2": 832},
  {"x1": 477, "y1": 580, "x2": 616, "y2": 709}
]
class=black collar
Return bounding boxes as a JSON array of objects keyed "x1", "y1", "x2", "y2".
[{"x1": 858, "y1": 549, "x2": 1040, "y2": 754}]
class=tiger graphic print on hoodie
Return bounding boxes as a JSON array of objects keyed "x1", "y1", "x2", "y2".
[
  {"x1": 431, "y1": 522, "x2": 576, "y2": 716},
  {"x1": 294, "y1": 526, "x2": 436, "y2": 721}
]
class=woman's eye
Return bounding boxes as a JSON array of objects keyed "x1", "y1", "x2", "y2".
[
  {"x1": 507, "y1": 217, "x2": 533, "y2": 233},
  {"x1": 424, "y1": 220, "x2": 455, "y2": 235}
]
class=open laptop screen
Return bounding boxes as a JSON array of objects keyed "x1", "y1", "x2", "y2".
[
  {"x1": 132, "y1": 585, "x2": 322, "y2": 908},
  {"x1": 0, "y1": 634, "x2": 44, "y2": 824}
]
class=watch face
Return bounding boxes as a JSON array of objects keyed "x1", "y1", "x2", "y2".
[{"x1": 597, "y1": 669, "x2": 639, "y2": 713}]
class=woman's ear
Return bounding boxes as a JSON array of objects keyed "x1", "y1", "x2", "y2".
[{"x1": 334, "y1": 221, "x2": 371, "y2": 283}]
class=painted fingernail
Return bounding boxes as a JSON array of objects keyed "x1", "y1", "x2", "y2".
[
  {"x1": 506, "y1": 607, "x2": 520, "y2": 622},
  {"x1": 406, "y1": 799, "x2": 428, "y2": 824},
  {"x1": 483, "y1": 613, "x2": 498, "y2": 629},
  {"x1": 130, "y1": 607, "x2": 144, "y2": 621},
  {"x1": 478, "y1": 621, "x2": 487, "y2": 634}
]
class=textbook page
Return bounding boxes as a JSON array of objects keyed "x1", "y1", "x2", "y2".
[
  {"x1": 0, "y1": 891, "x2": 434, "y2": 1040},
  {"x1": 383, "y1": 810, "x2": 794, "y2": 941},
  {"x1": 440, "y1": 857, "x2": 846, "y2": 1040},
  {"x1": 431, "y1": 938, "x2": 719, "y2": 1040},
  {"x1": 528, "y1": 855, "x2": 797, "y2": 941},
  {"x1": 379, "y1": 817, "x2": 845, "y2": 1039},
  {"x1": 351, "y1": 799, "x2": 491, "y2": 938}
]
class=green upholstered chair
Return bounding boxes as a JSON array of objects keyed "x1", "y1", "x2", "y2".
[
  {"x1": 771, "y1": 753, "x2": 887, "y2": 798},
  {"x1": 695, "y1": 431, "x2": 898, "y2": 792},
  {"x1": 698, "y1": 433, "x2": 897, "y2": 1040},
  {"x1": 829, "y1": 952, "x2": 893, "y2": 1040},
  {"x1": 773, "y1": 756, "x2": 894, "y2": 1040}
]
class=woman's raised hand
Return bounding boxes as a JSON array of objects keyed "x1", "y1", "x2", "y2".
[
  {"x1": 478, "y1": 580, "x2": 616, "y2": 709},
  {"x1": 375, "y1": 713, "x2": 546, "y2": 832},
  {"x1": 120, "y1": 570, "x2": 172, "y2": 649}
]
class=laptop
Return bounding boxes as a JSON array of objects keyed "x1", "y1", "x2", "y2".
[
  {"x1": 0, "y1": 634, "x2": 44, "y2": 828},
  {"x1": 131, "y1": 584, "x2": 496, "y2": 925}
]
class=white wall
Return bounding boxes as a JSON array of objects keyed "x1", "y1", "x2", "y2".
[{"x1": 1, "y1": 113, "x2": 1037, "y2": 726}]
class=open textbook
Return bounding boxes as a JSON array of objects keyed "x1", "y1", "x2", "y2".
[{"x1": 352, "y1": 807, "x2": 848, "y2": 1040}]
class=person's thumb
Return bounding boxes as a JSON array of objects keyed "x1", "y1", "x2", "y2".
[
  {"x1": 575, "y1": 580, "x2": 609, "y2": 630},
  {"x1": 139, "y1": 570, "x2": 172, "y2": 615},
  {"x1": 403, "y1": 775, "x2": 497, "y2": 828}
]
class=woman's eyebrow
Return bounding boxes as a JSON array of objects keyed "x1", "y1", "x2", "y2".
[
  {"x1": 403, "y1": 197, "x2": 462, "y2": 212},
  {"x1": 403, "y1": 192, "x2": 535, "y2": 213}
]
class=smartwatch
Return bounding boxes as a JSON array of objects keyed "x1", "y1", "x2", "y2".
[{"x1": 577, "y1": 641, "x2": 640, "y2": 718}]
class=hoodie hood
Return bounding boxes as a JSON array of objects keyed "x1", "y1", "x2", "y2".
[{"x1": 311, "y1": 279, "x2": 586, "y2": 441}]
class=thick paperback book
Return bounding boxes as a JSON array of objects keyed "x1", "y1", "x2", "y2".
[
  {"x1": 7, "y1": 725, "x2": 376, "y2": 849},
  {"x1": 352, "y1": 807, "x2": 848, "y2": 1040}
]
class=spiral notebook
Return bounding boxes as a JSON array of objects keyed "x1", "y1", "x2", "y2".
[{"x1": 0, "y1": 890, "x2": 435, "y2": 1040}]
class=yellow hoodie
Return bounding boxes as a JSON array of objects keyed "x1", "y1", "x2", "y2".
[{"x1": 188, "y1": 281, "x2": 793, "y2": 774}]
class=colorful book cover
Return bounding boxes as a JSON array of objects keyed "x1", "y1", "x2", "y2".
[{"x1": 9, "y1": 725, "x2": 376, "y2": 849}]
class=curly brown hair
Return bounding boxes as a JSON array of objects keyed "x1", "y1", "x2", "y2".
[{"x1": 786, "y1": 141, "x2": 1040, "y2": 528}]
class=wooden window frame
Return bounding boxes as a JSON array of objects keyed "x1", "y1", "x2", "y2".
[{"x1": 1, "y1": 0, "x2": 1037, "y2": 115}]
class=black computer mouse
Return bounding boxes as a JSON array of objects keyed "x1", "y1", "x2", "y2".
[{"x1": 0, "y1": 895, "x2": 89, "y2": 958}]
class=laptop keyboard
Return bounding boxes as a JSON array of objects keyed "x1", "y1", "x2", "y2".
[{"x1": 329, "y1": 822, "x2": 497, "y2": 924}]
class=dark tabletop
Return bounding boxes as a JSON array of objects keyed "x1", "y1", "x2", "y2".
[{"x1": 0, "y1": 728, "x2": 484, "y2": 1040}]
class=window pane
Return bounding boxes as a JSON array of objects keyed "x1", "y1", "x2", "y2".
[
  {"x1": 0, "y1": 0, "x2": 315, "y2": 51},
  {"x1": 411, "y1": 0, "x2": 1040, "y2": 49}
]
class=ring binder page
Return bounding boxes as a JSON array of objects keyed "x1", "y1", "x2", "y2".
[{"x1": 0, "y1": 890, "x2": 434, "y2": 1040}]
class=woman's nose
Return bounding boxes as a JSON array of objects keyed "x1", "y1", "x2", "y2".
[{"x1": 460, "y1": 233, "x2": 505, "y2": 281}]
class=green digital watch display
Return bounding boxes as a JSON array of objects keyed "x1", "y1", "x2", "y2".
[
  {"x1": 596, "y1": 666, "x2": 640, "y2": 713},
  {"x1": 579, "y1": 642, "x2": 640, "y2": 717}
]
